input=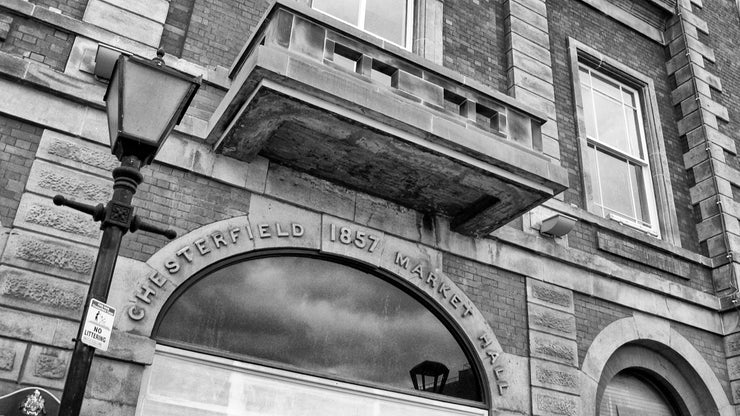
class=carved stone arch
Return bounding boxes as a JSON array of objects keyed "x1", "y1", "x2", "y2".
[
  {"x1": 580, "y1": 314, "x2": 732, "y2": 416},
  {"x1": 110, "y1": 196, "x2": 510, "y2": 408}
]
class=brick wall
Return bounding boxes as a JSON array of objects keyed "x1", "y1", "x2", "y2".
[
  {"x1": 673, "y1": 322, "x2": 731, "y2": 399},
  {"x1": 0, "y1": 115, "x2": 42, "y2": 226},
  {"x1": 547, "y1": 0, "x2": 699, "y2": 253},
  {"x1": 182, "y1": 0, "x2": 270, "y2": 68},
  {"x1": 443, "y1": 0, "x2": 507, "y2": 92},
  {"x1": 701, "y1": 2, "x2": 740, "y2": 161},
  {"x1": 160, "y1": 0, "x2": 196, "y2": 58},
  {"x1": 121, "y1": 163, "x2": 253, "y2": 262},
  {"x1": 28, "y1": 0, "x2": 88, "y2": 20},
  {"x1": 573, "y1": 293, "x2": 631, "y2": 365},
  {"x1": 0, "y1": 15, "x2": 73, "y2": 71},
  {"x1": 444, "y1": 253, "x2": 528, "y2": 356}
]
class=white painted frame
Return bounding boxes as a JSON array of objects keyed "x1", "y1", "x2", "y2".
[
  {"x1": 310, "y1": 0, "x2": 415, "y2": 50},
  {"x1": 568, "y1": 38, "x2": 682, "y2": 246}
]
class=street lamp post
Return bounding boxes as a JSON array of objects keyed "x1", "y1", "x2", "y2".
[{"x1": 54, "y1": 50, "x2": 201, "y2": 416}]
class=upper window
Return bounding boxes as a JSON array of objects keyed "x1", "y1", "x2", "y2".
[
  {"x1": 312, "y1": 0, "x2": 414, "y2": 48},
  {"x1": 155, "y1": 255, "x2": 483, "y2": 404},
  {"x1": 578, "y1": 64, "x2": 660, "y2": 236}
]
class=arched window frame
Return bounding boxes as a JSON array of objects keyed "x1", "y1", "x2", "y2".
[{"x1": 149, "y1": 249, "x2": 491, "y2": 408}]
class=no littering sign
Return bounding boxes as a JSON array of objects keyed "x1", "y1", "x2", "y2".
[{"x1": 81, "y1": 299, "x2": 115, "y2": 351}]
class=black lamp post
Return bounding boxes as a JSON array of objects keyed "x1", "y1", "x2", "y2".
[{"x1": 54, "y1": 50, "x2": 200, "y2": 416}]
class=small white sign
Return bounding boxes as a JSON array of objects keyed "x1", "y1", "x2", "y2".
[{"x1": 81, "y1": 299, "x2": 116, "y2": 351}]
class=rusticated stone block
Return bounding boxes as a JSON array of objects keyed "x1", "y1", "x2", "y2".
[
  {"x1": 530, "y1": 331, "x2": 578, "y2": 366},
  {"x1": 21, "y1": 346, "x2": 70, "y2": 389},
  {"x1": 726, "y1": 332, "x2": 740, "y2": 358},
  {"x1": 88, "y1": 357, "x2": 145, "y2": 405},
  {"x1": 37, "y1": 130, "x2": 118, "y2": 178},
  {"x1": 26, "y1": 160, "x2": 112, "y2": 205},
  {"x1": 528, "y1": 279, "x2": 574, "y2": 313},
  {"x1": 532, "y1": 388, "x2": 579, "y2": 416},
  {"x1": 0, "y1": 266, "x2": 87, "y2": 320},
  {"x1": 15, "y1": 193, "x2": 101, "y2": 246},
  {"x1": 732, "y1": 380, "x2": 740, "y2": 404},
  {"x1": 0, "y1": 338, "x2": 26, "y2": 382},
  {"x1": 530, "y1": 358, "x2": 579, "y2": 395},
  {"x1": 529, "y1": 303, "x2": 576, "y2": 340},
  {"x1": 2, "y1": 231, "x2": 96, "y2": 281},
  {"x1": 728, "y1": 356, "x2": 740, "y2": 380}
]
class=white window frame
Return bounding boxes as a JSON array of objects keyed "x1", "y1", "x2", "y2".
[
  {"x1": 311, "y1": 0, "x2": 415, "y2": 50},
  {"x1": 569, "y1": 39, "x2": 681, "y2": 245},
  {"x1": 578, "y1": 64, "x2": 660, "y2": 236}
]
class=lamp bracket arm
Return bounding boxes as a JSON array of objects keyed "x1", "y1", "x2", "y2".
[
  {"x1": 130, "y1": 215, "x2": 177, "y2": 240},
  {"x1": 52, "y1": 195, "x2": 105, "y2": 222}
]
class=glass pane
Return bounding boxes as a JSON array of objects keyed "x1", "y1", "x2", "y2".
[
  {"x1": 599, "y1": 373, "x2": 676, "y2": 416},
  {"x1": 596, "y1": 150, "x2": 634, "y2": 219},
  {"x1": 365, "y1": 0, "x2": 408, "y2": 45},
  {"x1": 624, "y1": 107, "x2": 643, "y2": 159},
  {"x1": 157, "y1": 256, "x2": 481, "y2": 402},
  {"x1": 630, "y1": 163, "x2": 651, "y2": 225},
  {"x1": 593, "y1": 92, "x2": 629, "y2": 152},
  {"x1": 312, "y1": 0, "x2": 361, "y2": 26},
  {"x1": 586, "y1": 145, "x2": 603, "y2": 215},
  {"x1": 580, "y1": 84, "x2": 597, "y2": 139},
  {"x1": 122, "y1": 61, "x2": 192, "y2": 145},
  {"x1": 622, "y1": 89, "x2": 635, "y2": 108},
  {"x1": 139, "y1": 352, "x2": 486, "y2": 416},
  {"x1": 591, "y1": 72, "x2": 622, "y2": 101}
]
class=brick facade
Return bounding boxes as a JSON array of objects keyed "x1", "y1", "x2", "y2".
[{"x1": 0, "y1": 0, "x2": 738, "y2": 414}]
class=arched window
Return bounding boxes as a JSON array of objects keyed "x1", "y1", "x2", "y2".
[
  {"x1": 138, "y1": 254, "x2": 486, "y2": 415},
  {"x1": 599, "y1": 371, "x2": 678, "y2": 416}
]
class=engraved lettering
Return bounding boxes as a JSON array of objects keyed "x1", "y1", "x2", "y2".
[
  {"x1": 462, "y1": 303, "x2": 474, "y2": 318},
  {"x1": 367, "y1": 235, "x2": 379, "y2": 252},
  {"x1": 246, "y1": 224, "x2": 255, "y2": 239},
  {"x1": 165, "y1": 260, "x2": 179, "y2": 274},
  {"x1": 395, "y1": 252, "x2": 410, "y2": 269},
  {"x1": 450, "y1": 294, "x2": 462, "y2": 309},
  {"x1": 176, "y1": 246, "x2": 193, "y2": 262},
  {"x1": 276, "y1": 223, "x2": 289, "y2": 237},
  {"x1": 354, "y1": 231, "x2": 366, "y2": 248},
  {"x1": 339, "y1": 227, "x2": 352, "y2": 244},
  {"x1": 497, "y1": 382, "x2": 509, "y2": 395},
  {"x1": 426, "y1": 272, "x2": 438, "y2": 288},
  {"x1": 212, "y1": 232, "x2": 227, "y2": 248},
  {"x1": 493, "y1": 367, "x2": 504, "y2": 380},
  {"x1": 259, "y1": 224, "x2": 271, "y2": 238},
  {"x1": 136, "y1": 285, "x2": 156, "y2": 304},
  {"x1": 149, "y1": 272, "x2": 167, "y2": 288},
  {"x1": 194, "y1": 238, "x2": 210, "y2": 255},
  {"x1": 330, "y1": 223, "x2": 337, "y2": 241},
  {"x1": 230, "y1": 228, "x2": 240, "y2": 243},
  {"x1": 438, "y1": 283, "x2": 451, "y2": 298},
  {"x1": 127, "y1": 305, "x2": 145, "y2": 321},
  {"x1": 292, "y1": 223, "x2": 304, "y2": 237},
  {"x1": 486, "y1": 351, "x2": 500, "y2": 364},
  {"x1": 479, "y1": 334, "x2": 493, "y2": 348},
  {"x1": 411, "y1": 264, "x2": 424, "y2": 279}
]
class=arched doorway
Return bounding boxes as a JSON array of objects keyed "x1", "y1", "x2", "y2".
[{"x1": 135, "y1": 252, "x2": 489, "y2": 415}]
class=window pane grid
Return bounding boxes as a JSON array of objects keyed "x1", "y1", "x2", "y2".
[{"x1": 312, "y1": 0, "x2": 411, "y2": 48}]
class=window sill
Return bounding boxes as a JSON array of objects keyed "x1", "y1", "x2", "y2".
[{"x1": 543, "y1": 199, "x2": 713, "y2": 268}]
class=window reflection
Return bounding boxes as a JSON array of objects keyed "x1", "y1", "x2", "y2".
[{"x1": 156, "y1": 256, "x2": 482, "y2": 402}]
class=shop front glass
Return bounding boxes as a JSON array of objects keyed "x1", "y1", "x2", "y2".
[{"x1": 136, "y1": 255, "x2": 487, "y2": 415}]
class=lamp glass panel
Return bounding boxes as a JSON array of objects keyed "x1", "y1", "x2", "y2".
[
  {"x1": 105, "y1": 65, "x2": 121, "y2": 149},
  {"x1": 121, "y1": 60, "x2": 192, "y2": 146}
]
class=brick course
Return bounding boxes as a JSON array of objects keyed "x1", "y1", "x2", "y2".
[
  {"x1": 0, "y1": 115, "x2": 42, "y2": 227},
  {"x1": 28, "y1": 0, "x2": 88, "y2": 20},
  {"x1": 444, "y1": 253, "x2": 528, "y2": 356},
  {"x1": 573, "y1": 293, "x2": 631, "y2": 366},
  {"x1": 443, "y1": 0, "x2": 507, "y2": 92},
  {"x1": 0, "y1": 15, "x2": 73, "y2": 71}
]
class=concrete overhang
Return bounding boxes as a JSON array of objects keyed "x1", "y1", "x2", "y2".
[{"x1": 206, "y1": 1, "x2": 568, "y2": 237}]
